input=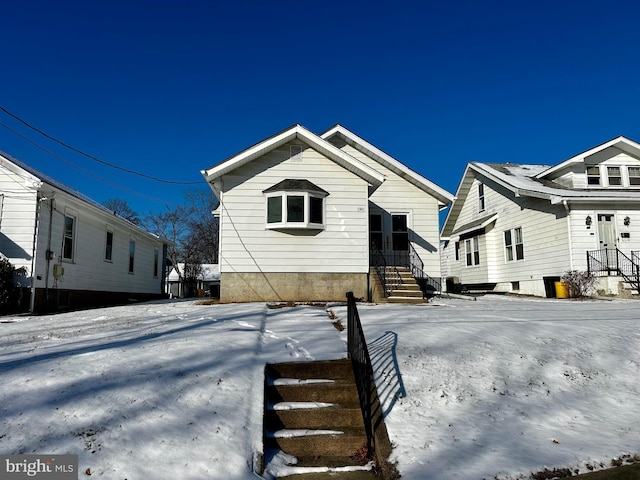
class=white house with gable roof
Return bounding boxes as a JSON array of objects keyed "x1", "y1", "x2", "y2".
[
  {"x1": 0, "y1": 150, "x2": 171, "y2": 313},
  {"x1": 201, "y1": 124, "x2": 453, "y2": 303},
  {"x1": 441, "y1": 136, "x2": 640, "y2": 297}
]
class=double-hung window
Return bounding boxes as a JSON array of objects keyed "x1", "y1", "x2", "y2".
[
  {"x1": 264, "y1": 179, "x2": 329, "y2": 230},
  {"x1": 628, "y1": 166, "x2": 640, "y2": 186},
  {"x1": 587, "y1": 166, "x2": 601, "y2": 186},
  {"x1": 607, "y1": 166, "x2": 622, "y2": 186},
  {"x1": 128, "y1": 239, "x2": 135, "y2": 273},
  {"x1": 465, "y1": 236, "x2": 480, "y2": 266},
  {"x1": 504, "y1": 227, "x2": 524, "y2": 261},
  {"x1": 105, "y1": 227, "x2": 114, "y2": 262},
  {"x1": 478, "y1": 183, "x2": 485, "y2": 212},
  {"x1": 63, "y1": 214, "x2": 76, "y2": 261},
  {"x1": 153, "y1": 248, "x2": 159, "y2": 278}
]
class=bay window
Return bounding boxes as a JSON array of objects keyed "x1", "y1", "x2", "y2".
[{"x1": 264, "y1": 179, "x2": 328, "y2": 230}]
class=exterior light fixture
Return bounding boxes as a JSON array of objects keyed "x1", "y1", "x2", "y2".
[
  {"x1": 585, "y1": 215, "x2": 592, "y2": 228},
  {"x1": 624, "y1": 216, "x2": 631, "y2": 226}
]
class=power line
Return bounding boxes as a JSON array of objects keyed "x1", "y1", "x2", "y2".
[
  {"x1": 0, "y1": 105, "x2": 202, "y2": 185},
  {"x1": 0, "y1": 120, "x2": 183, "y2": 206}
]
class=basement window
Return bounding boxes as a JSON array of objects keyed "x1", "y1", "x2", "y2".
[{"x1": 264, "y1": 179, "x2": 329, "y2": 230}]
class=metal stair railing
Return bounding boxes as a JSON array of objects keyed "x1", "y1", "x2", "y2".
[
  {"x1": 409, "y1": 243, "x2": 441, "y2": 298},
  {"x1": 371, "y1": 248, "x2": 402, "y2": 297},
  {"x1": 587, "y1": 248, "x2": 640, "y2": 294},
  {"x1": 346, "y1": 291, "x2": 375, "y2": 457}
]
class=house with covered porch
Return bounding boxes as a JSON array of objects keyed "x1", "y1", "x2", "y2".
[
  {"x1": 441, "y1": 136, "x2": 640, "y2": 297},
  {"x1": 201, "y1": 124, "x2": 453, "y2": 303}
]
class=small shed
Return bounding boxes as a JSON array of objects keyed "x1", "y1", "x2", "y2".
[{"x1": 167, "y1": 264, "x2": 220, "y2": 298}]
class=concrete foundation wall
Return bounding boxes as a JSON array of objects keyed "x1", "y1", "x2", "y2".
[{"x1": 220, "y1": 272, "x2": 368, "y2": 303}]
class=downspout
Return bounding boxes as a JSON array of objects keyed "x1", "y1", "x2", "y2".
[
  {"x1": 45, "y1": 197, "x2": 54, "y2": 299},
  {"x1": 563, "y1": 200, "x2": 574, "y2": 270},
  {"x1": 29, "y1": 194, "x2": 42, "y2": 313}
]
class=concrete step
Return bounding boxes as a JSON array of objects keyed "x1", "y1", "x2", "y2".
[
  {"x1": 389, "y1": 287, "x2": 422, "y2": 293},
  {"x1": 267, "y1": 383, "x2": 359, "y2": 404},
  {"x1": 265, "y1": 428, "x2": 368, "y2": 458},
  {"x1": 266, "y1": 405, "x2": 364, "y2": 430},
  {"x1": 386, "y1": 296, "x2": 426, "y2": 304},
  {"x1": 278, "y1": 470, "x2": 377, "y2": 480},
  {"x1": 266, "y1": 359, "x2": 354, "y2": 382}
]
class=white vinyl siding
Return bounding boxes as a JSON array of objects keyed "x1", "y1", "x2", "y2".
[
  {"x1": 443, "y1": 178, "x2": 571, "y2": 286},
  {"x1": 33, "y1": 187, "x2": 164, "y2": 294},
  {"x1": 335, "y1": 143, "x2": 443, "y2": 279},
  {"x1": 218, "y1": 143, "x2": 370, "y2": 274}
]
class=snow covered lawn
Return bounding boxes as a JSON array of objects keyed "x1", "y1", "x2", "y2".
[{"x1": 0, "y1": 295, "x2": 638, "y2": 479}]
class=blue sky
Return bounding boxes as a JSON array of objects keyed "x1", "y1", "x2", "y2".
[{"x1": 2, "y1": 0, "x2": 640, "y2": 215}]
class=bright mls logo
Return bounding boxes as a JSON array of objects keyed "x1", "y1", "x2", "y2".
[{"x1": 1, "y1": 455, "x2": 77, "y2": 479}]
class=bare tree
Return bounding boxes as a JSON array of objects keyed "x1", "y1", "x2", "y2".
[
  {"x1": 144, "y1": 205, "x2": 189, "y2": 292},
  {"x1": 183, "y1": 189, "x2": 219, "y2": 264},
  {"x1": 102, "y1": 198, "x2": 141, "y2": 225},
  {"x1": 143, "y1": 188, "x2": 219, "y2": 297}
]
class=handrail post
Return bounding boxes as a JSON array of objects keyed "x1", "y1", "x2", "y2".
[{"x1": 346, "y1": 291, "x2": 374, "y2": 457}]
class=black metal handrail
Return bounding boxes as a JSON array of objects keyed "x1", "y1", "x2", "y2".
[
  {"x1": 587, "y1": 248, "x2": 640, "y2": 294},
  {"x1": 409, "y1": 243, "x2": 442, "y2": 297},
  {"x1": 346, "y1": 291, "x2": 375, "y2": 457},
  {"x1": 371, "y1": 248, "x2": 402, "y2": 296}
]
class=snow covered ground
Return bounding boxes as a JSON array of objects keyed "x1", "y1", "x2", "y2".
[{"x1": 0, "y1": 295, "x2": 638, "y2": 479}]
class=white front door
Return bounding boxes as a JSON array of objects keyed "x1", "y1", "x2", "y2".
[
  {"x1": 597, "y1": 214, "x2": 617, "y2": 249},
  {"x1": 597, "y1": 213, "x2": 617, "y2": 272}
]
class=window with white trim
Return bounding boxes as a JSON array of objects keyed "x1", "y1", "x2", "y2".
[
  {"x1": 478, "y1": 183, "x2": 485, "y2": 212},
  {"x1": 264, "y1": 179, "x2": 328, "y2": 230},
  {"x1": 465, "y1": 236, "x2": 480, "y2": 266},
  {"x1": 628, "y1": 166, "x2": 640, "y2": 186},
  {"x1": 504, "y1": 227, "x2": 524, "y2": 261},
  {"x1": 153, "y1": 248, "x2": 159, "y2": 278},
  {"x1": 128, "y1": 239, "x2": 135, "y2": 273},
  {"x1": 587, "y1": 166, "x2": 601, "y2": 186},
  {"x1": 105, "y1": 227, "x2": 114, "y2": 262},
  {"x1": 63, "y1": 214, "x2": 76, "y2": 261},
  {"x1": 607, "y1": 166, "x2": 622, "y2": 186}
]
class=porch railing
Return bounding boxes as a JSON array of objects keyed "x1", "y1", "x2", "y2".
[
  {"x1": 409, "y1": 243, "x2": 441, "y2": 297},
  {"x1": 346, "y1": 291, "x2": 376, "y2": 458},
  {"x1": 371, "y1": 248, "x2": 402, "y2": 296},
  {"x1": 347, "y1": 292, "x2": 390, "y2": 459},
  {"x1": 371, "y1": 245, "x2": 441, "y2": 298},
  {"x1": 587, "y1": 248, "x2": 640, "y2": 294}
]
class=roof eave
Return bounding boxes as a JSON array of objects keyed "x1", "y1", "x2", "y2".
[
  {"x1": 321, "y1": 125, "x2": 454, "y2": 205},
  {"x1": 202, "y1": 124, "x2": 385, "y2": 191}
]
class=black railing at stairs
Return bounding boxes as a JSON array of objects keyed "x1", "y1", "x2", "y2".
[
  {"x1": 371, "y1": 248, "x2": 402, "y2": 297},
  {"x1": 372, "y1": 246, "x2": 442, "y2": 299},
  {"x1": 587, "y1": 248, "x2": 640, "y2": 294},
  {"x1": 346, "y1": 291, "x2": 375, "y2": 458},
  {"x1": 409, "y1": 243, "x2": 442, "y2": 298}
]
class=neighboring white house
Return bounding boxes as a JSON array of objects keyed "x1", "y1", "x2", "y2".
[
  {"x1": 166, "y1": 263, "x2": 220, "y2": 298},
  {"x1": 441, "y1": 136, "x2": 640, "y2": 297},
  {"x1": 201, "y1": 124, "x2": 453, "y2": 303},
  {"x1": 0, "y1": 151, "x2": 171, "y2": 313}
]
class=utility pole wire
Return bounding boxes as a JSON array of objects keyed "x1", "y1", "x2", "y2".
[
  {"x1": 0, "y1": 120, "x2": 182, "y2": 206},
  {"x1": 0, "y1": 105, "x2": 202, "y2": 185}
]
